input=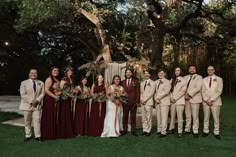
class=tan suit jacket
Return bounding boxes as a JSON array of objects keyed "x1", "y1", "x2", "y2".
[
  {"x1": 184, "y1": 74, "x2": 203, "y2": 104},
  {"x1": 19, "y1": 79, "x2": 45, "y2": 111},
  {"x1": 202, "y1": 75, "x2": 223, "y2": 106},
  {"x1": 170, "y1": 76, "x2": 187, "y2": 105},
  {"x1": 140, "y1": 79, "x2": 155, "y2": 106},
  {"x1": 154, "y1": 78, "x2": 171, "y2": 106}
]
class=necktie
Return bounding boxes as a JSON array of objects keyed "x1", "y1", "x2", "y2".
[
  {"x1": 157, "y1": 79, "x2": 162, "y2": 89},
  {"x1": 33, "y1": 80, "x2": 36, "y2": 92},
  {"x1": 175, "y1": 79, "x2": 178, "y2": 86},
  {"x1": 187, "y1": 76, "x2": 193, "y2": 89},
  {"x1": 127, "y1": 79, "x2": 130, "y2": 87},
  {"x1": 209, "y1": 77, "x2": 212, "y2": 88},
  {"x1": 144, "y1": 81, "x2": 147, "y2": 90}
]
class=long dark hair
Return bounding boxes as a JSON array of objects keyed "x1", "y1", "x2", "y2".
[
  {"x1": 125, "y1": 69, "x2": 133, "y2": 79},
  {"x1": 170, "y1": 67, "x2": 182, "y2": 92},
  {"x1": 94, "y1": 74, "x2": 104, "y2": 93},
  {"x1": 63, "y1": 66, "x2": 74, "y2": 86},
  {"x1": 49, "y1": 66, "x2": 59, "y2": 84},
  {"x1": 79, "y1": 76, "x2": 88, "y2": 92},
  {"x1": 112, "y1": 75, "x2": 121, "y2": 85}
]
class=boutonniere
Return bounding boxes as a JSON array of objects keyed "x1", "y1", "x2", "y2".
[
  {"x1": 192, "y1": 76, "x2": 196, "y2": 80},
  {"x1": 213, "y1": 78, "x2": 217, "y2": 82},
  {"x1": 132, "y1": 82, "x2": 135, "y2": 87},
  {"x1": 160, "y1": 80, "x2": 163, "y2": 84},
  {"x1": 178, "y1": 79, "x2": 181, "y2": 83},
  {"x1": 147, "y1": 82, "x2": 151, "y2": 86},
  {"x1": 37, "y1": 82, "x2": 41, "y2": 86}
]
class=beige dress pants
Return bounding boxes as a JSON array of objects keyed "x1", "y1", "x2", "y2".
[
  {"x1": 169, "y1": 104, "x2": 185, "y2": 133},
  {"x1": 203, "y1": 104, "x2": 221, "y2": 135},
  {"x1": 23, "y1": 108, "x2": 41, "y2": 138},
  {"x1": 185, "y1": 101, "x2": 200, "y2": 134},
  {"x1": 156, "y1": 104, "x2": 169, "y2": 135},
  {"x1": 141, "y1": 105, "x2": 152, "y2": 133}
]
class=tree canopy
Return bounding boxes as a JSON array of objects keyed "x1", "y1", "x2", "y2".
[{"x1": 0, "y1": 0, "x2": 235, "y2": 94}]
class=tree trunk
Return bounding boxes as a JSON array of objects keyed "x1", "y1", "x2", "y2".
[
  {"x1": 76, "y1": 8, "x2": 112, "y2": 62},
  {"x1": 151, "y1": 29, "x2": 165, "y2": 70}
]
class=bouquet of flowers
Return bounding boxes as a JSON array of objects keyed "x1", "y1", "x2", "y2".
[
  {"x1": 76, "y1": 87, "x2": 92, "y2": 100},
  {"x1": 112, "y1": 89, "x2": 128, "y2": 106},
  {"x1": 53, "y1": 85, "x2": 74, "y2": 100},
  {"x1": 54, "y1": 86, "x2": 63, "y2": 96},
  {"x1": 93, "y1": 91, "x2": 106, "y2": 103}
]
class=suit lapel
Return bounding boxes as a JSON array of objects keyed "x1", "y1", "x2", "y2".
[{"x1": 27, "y1": 79, "x2": 35, "y2": 94}]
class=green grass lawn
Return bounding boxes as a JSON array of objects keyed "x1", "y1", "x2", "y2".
[{"x1": 0, "y1": 97, "x2": 236, "y2": 157}]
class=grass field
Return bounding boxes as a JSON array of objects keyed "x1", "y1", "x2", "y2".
[{"x1": 0, "y1": 97, "x2": 236, "y2": 157}]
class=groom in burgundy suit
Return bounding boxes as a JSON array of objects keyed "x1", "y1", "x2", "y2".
[{"x1": 121, "y1": 69, "x2": 140, "y2": 136}]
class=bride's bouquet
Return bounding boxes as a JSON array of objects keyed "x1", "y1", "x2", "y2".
[{"x1": 112, "y1": 89, "x2": 128, "y2": 106}]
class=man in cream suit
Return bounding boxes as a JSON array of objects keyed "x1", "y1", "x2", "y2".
[
  {"x1": 19, "y1": 68, "x2": 45, "y2": 142},
  {"x1": 184, "y1": 65, "x2": 203, "y2": 138},
  {"x1": 202, "y1": 66, "x2": 223, "y2": 139},
  {"x1": 154, "y1": 70, "x2": 171, "y2": 138},
  {"x1": 169, "y1": 67, "x2": 187, "y2": 138},
  {"x1": 140, "y1": 71, "x2": 156, "y2": 136}
]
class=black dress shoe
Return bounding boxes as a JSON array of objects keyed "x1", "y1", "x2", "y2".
[
  {"x1": 24, "y1": 138, "x2": 31, "y2": 142},
  {"x1": 178, "y1": 133, "x2": 183, "y2": 138},
  {"x1": 193, "y1": 134, "x2": 199, "y2": 138},
  {"x1": 215, "y1": 135, "x2": 221, "y2": 140},
  {"x1": 145, "y1": 133, "x2": 151, "y2": 136},
  {"x1": 141, "y1": 132, "x2": 147, "y2": 136},
  {"x1": 159, "y1": 134, "x2": 167, "y2": 138},
  {"x1": 184, "y1": 131, "x2": 191, "y2": 135},
  {"x1": 202, "y1": 133, "x2": 209, "y2": 137},
  {"x1": 35, "y1": 138, "x2": 44, "y2": 142},
  {"x1": 156, "y1": 132, "x2": 161, "y2": 135},
  {"x1": 131, "y1": 132, "x2": 138, "y2": 136},
  {"x1": 120, "y1": 131, "x2": 128, "y2": 136},
  {"x1": 168, "y1": 130, "x2": 174, "y2": 134}
]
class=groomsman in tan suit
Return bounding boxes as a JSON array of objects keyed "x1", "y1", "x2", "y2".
[
  {"x1": 154, "y1": 70, "x2": 171, "y2": 138},
  {"x1": 184, "y1": 65, "x2": 203, "y2": 138},
  {"x1": 169, "y1": 67, "x2": 187, "y2": 138},
  {"x1": 140, "y1": 71, "x2": 156, "y2": 136},
  {"x1": 19, "y1": 68, "x2": 45, "y2": 142},
  {"x1": 202, "y1": 66, "x2": 223, "y2": 139}
]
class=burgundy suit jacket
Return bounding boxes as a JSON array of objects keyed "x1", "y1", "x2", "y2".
[{"x1": 122, "y1": 78, "x2": 140, "y2": 105}]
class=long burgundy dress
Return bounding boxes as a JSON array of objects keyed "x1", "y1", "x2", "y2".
[
  {"x1": 88, "y1": 84, "x2": 106, "y2": 136},
  {"x1": 74, "y1": 86, "x2": 90, "y2": 136},
  {"x1": 58, "y1": 81, "x2": 74, "y2": 139},
  {"x1": 41, "y1": 82, "x2": 59, "y2": 140}
]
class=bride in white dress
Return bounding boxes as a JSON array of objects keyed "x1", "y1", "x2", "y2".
[{"x1": 101, "y1": 75, "x2": 124, "y2": 138}]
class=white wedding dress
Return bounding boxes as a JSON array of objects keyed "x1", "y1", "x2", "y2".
[{"x1": 101, "y1": 85, "x2": 123, "y2": 137}]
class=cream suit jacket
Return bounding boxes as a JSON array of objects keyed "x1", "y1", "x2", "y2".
[
  {"x1": 202, "y1": 75, "x2": 223, "y2": 106},
  {"x1": 154, "y1": 78, "x2": 171, "y2": 106},
  {"x1": 184, "y1": 74, "x2": 203, "y2": 104},
  {"x1": 19, "y1": 79, "x2": 45, "y2": 111},
  {"x1": 170, "y1": 76, "x2": 187, "y2": 105},
  {"x1": 140, "y1": 79, "x2": 156, "y2": 106}
]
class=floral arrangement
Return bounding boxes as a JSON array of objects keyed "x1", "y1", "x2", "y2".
[
  {"x1": 112, "y1": 88, "x2": 128, "y2": 105},
  {"x1": 122, "y1": 54, "x2": 150, "y2": 82},
  {"x1": 53, "y1": 86, "x2": 74, "y2": 100},
  {"x1": 74, "y1": 86, "x2": 92, "y2": 100},
  {"x1": 54, "y1": 86, "x2": 63, "y2": 96},
  {"x1": 93, "y1": 91, "x2": 106, "y2": 103}
]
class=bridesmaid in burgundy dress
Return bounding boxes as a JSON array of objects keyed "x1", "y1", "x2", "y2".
[
  {"x1": 88, "y1": 74, "x2": 107, "y2": 136},
  {"x1": 58, "y1": 67, "x2": 75, "y2": 139},
  {"x1": 41, "y1": 66, "x2": 60, "y2": 140},
  {"x1": 74, "y1": 77, "x2": 90, "y2": 136}
]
